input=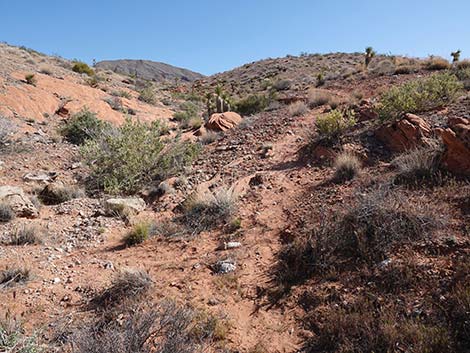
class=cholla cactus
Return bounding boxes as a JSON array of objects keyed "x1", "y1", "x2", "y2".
[
  {"x1": 365, "y1": 47, "x2": 376, "y2": 68},
  {"x1": 451, "y1": 50, "x2": 461, "y2": 63}
]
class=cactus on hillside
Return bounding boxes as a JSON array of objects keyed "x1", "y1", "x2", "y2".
[
  {"x1": 451, "y1": 50, "x2": 461, "y2": 63},
  {"x1": 365, "y1": 47, "x2": 376, "y2": 68}
]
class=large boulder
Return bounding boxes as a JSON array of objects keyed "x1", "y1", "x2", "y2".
[
  {"x1": 375, "y1": 113, "x2": 431, "y2": 152},
  {"x1": 105, "y1": 197, "x2": 146, "y2": 215},
  {"x1": 436, "y1": 117, "x2": 470, "y2": 176},
  {"x1": 205, "y1": 112, "x2": 242, "y2": 132},
  {"x1": 0, "y1": 186, "x2": 39, "y2": 218}
]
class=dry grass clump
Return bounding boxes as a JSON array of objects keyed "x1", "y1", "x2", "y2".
[
  {"x1": 392, "y1": 140, "x2": 444, "y2": 185},
  {"x1": 308, "y1": 89, "x2": 333, "y2": 108},
  {"x1": 199, "y1": 131, "x2": 220, "y2": 145},
  {"x1": 177, "y1": 188, "x2": 237, "y2": 235},
  {"x1": 424, "y1": 56, "x2": 451, "y2": 71},
  {"x1": 89, "y1": 269, "x2": 152, "y2": 310},
  {"x1": 288, "y1": 101, "x2": 308, "y2": 116},
  {"x1": 8, "y1": 225, "x2": 43, "y2": 245},
  {"x1": 0, "y1": 267, "x2": 30, "y2": 288},
  {"x1": 0, "y1": 203, "x2": 14, "y2": 223},
  {"x1": 124, "y1": 221, "x2": 157, "y2": 246},
  {"x1": 456, "y1": 60, "x2": 470, "y2": 70},
  {"x1": 333, "y1": 152, "x2": 361, "y2": 182},
  {"x1": 38, "y1": 184, "x2": 84, "y2": 205}
]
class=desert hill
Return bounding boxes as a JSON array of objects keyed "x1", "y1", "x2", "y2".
[
  {"x1": 0, "y1": 43, "x2": 469, "y2": 353},
  {"x1": 95, "y1": 59, "x2": 204, "y2": 83}
]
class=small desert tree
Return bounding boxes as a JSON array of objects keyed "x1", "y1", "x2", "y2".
[{"x1": 451, "y1": 50, "x2": 461, "y2": 63}]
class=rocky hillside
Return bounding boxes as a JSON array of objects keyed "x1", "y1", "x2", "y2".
[
  {"x1": 95, "y1": 59, "x2": 204, "y2": 83},
  {"x1": 0, "y1": 44, "x2": 469, "y2": 353}
]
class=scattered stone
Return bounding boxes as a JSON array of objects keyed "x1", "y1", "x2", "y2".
[
  {"x1": 213, "y1": 259, "x2": 237, "y2": 274},
  {"x1": 0, "y1": 186, "x2": 39, "y2": 218},
  {"x1": 105, "y1": 197, "x2": 146, "y2": 215}
]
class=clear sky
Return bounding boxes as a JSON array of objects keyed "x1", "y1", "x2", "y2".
[{"x1": 1, "y1": 0, "x2": 469, "y2": 75}]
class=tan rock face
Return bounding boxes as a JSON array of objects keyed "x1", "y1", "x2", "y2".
[
  {"x1": 375, "y1": 113, "x2": 431, "y2": 152},
  {"x1": 205, "y1": 112, "x2": 242, "y2": 132},
  {"x1": 437, "y1": 117, "x2": 470, "y2": 176},
  {"x1": 0, "y1": 186, "x2": 39, "y2": 218}
]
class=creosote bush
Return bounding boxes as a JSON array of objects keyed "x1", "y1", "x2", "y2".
[
  {"x1": 60, "y1": 109, "x2": 109, "y2": 145},
  {"x1": 72, "y1": 61, "x2": 94, "y2": 76},
  {"x1": 81, "y1": 118, "x2": 200, "y2": 194},
  {"x1": 377, "y1": 73, "x2": 462, "y2": 121},
  {"x1": 333, "y1": 152, "x2": 361, "y2": 182},
  {"x1": 173, "y1": 101, "x2": 200, "y2": 128},
  {"x1": 315, "y1": 109, "x2": 356, "y2": 138}
]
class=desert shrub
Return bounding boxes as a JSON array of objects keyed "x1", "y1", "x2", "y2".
[
  {"x1": 0, "y1": 267, "x2": 30, "y2": 288},
  {"x1": 138, "y1": 86, "x2": 156, "y2": 105},
  {"x1": 424, "y1": 56, "x2": 451, "y2": 71},
  {"x1": 0, "y1": 203, "x2": 14, "y2": 223},
  {"x1": 377, "y1": 73, "x2": 462, "y2": 121},
  {"x1": 124, "y1": 221, "x2": 157, "y2": 246},
  {"x1": 308, "y1": 89, "x2": 332, "y2": 108},
  {"x1": 60, "y1": 109, "x2": 109, "y2": 145},
  {"x1": 90, "y1": 269, "x2": 152, "y2": 310},
  {"x1": 315, "y1": 109, "x2": 356, "y2": 137},
  {"x1": 38, "y1": 184, "x2": 84, "y2": 205},
  {"x1": 111, "y1": 90, "x2": 132, "y2": 99},
  {"x1": 392, "y1": 141, "x2": 444, "y2": 184},
  {"x1": 104, "y1": 96, "x2": 123, "y2": 111},
  {"x1": 72, "y1": 61, "x2": 94, "y2": 76},
  {"x1": 369, "y1": 59, "x2": 395, "y2": 76},
  {"x1": 0, "y1": 116, "x2": 15, "y2": 145},
  {"x1": 456, "y1": 60, "x2": 470, "y2": 70},
  {"x1": 199, "y1": 131, "x2": 220, "y2": 145},
  {"x1": 447, "y1": 281, "x2": 470, "y2": 349},
  {"x1": 288, "y1": 101, "x2": 308, "y2": 116},
  {"x1": 276, "y1": 188, "x2": 441, "y2": 287},
  {"x1": 173, "y1": 101, "x2": 199, "y2": 127},
  {"x1": 455, "y1": 67, "x2": 470, "y2": 90},
  {"x1": 0, "y1": 319, "x2": 42, "y2": 353},
  {"x1": 333, "y1": 152, "x2": 361, "y2": 182},
  {"x1": 273, "y1": 79, "x2": 292, "y2": 91},
  {"x1": 9, "y1": 225, "x2": 43, "y2": 245},
  {"x1": 394, "y1": 64, "x2": 417, "y2": 75},
  {"x1": 24, "y1": 74, "x2": 36, "y2": 86},
  {"x1": 304, "y1": 300, "x2": 452, "y2": 353},
  {"x1": 39, "y1": 66, "x2": 52, "y2": 75},
  {"x1": 81, "y1": 118, "x2": 199, "y2": 194},
  {"x1": 72, "y1": 301, "x2": 217, "y2": 353},
  {"x1": 177, "y1": 188, "x2": 236, "y2": 235},
  {"x1": 234, "y1": 94, "x2": 269, "y2": 116}
]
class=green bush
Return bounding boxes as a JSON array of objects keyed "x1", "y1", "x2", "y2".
[
  {"x1": 81, "y1": 118, "x2": 199, "y2": 194},
  {"x1": 173, "y1": 101, "x2": 199, "y2": 128},
  {"x1": 72, "y1": 61, "x2": 94, "y2": 76},
  {"x1": 60, "y1": 109, "x2": 109, "y2": 145},
  {"x1": 124, "y1": 221, "x2": 156, "y2": 246},
  {"x1": 377, "y1": 73, "x2": 462, "y2": 121},
  {"x1": 25, "y1": 74, "x2": 37, "y2": 86},
  {"x1": 234, "y1": 94, "x2": 269, "y2": 116},
  {"x1": 138, "y1": 86, "x2": 156, "y2": 105},
  {"x1": 316, "y1": 109, "x2": 356, "y2": 137}
]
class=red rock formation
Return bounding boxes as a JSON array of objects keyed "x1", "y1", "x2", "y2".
[{"x1": 436, "y1": 117, "x2": 470, "y2": 176}]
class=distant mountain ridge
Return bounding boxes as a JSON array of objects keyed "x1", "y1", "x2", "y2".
[{"x1": 95, "y1": 59, "x2": 204, "y2": 82}]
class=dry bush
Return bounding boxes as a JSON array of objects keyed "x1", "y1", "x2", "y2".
[
  {"x1": 304, "y1": 300, "x2": 452, "y2": 353},
  {"x1": 275, "y1": 188, "x2": 443, "y2": 287},
  {"x1": 89, "y1": 269, "x2": 152, "y2": 310},
  {"x1": 38, "y1": 184, "x2": 84, "y2": 205},
  {"x1": 456, "y1": 60, "x2": 470, "y2": 70},
  {"x1": 9, "y1": 225, "x2": 43, "y2": 245},
  {"x1": 288, "y1": 101, "x2": 308, "y2": 116},
  {"x1": 333, "y1": 152, "x2": 361, "y2": 182},
  {"x1": 0, "y1": 267, "x2": 30, "y2": 288},
  {"x1": 0, "y1": 318, "x2": 41, "y2": 352},
  {"x1": 392, "y1": 141, "x2": 444, "y2": 185},
  {"x1": 424, "y1": 56, "x2": 451, "y2": 71},
  {"x1": 0, "y1": 116, "x2": 15, "y2": 146},
  {"x1": 199, "y1": 131, "x2": 220, "y2": 145},
  {"x1": 177, "y1": 188, "x2": 236, "y2": 235},
  {"x1": 0, "y1": 203, "x2": 14, "y2": 223}
]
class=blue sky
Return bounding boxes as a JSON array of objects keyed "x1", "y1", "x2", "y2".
[{"x1": 1, "y1": 0, "x2": 468, "y2": 75}]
